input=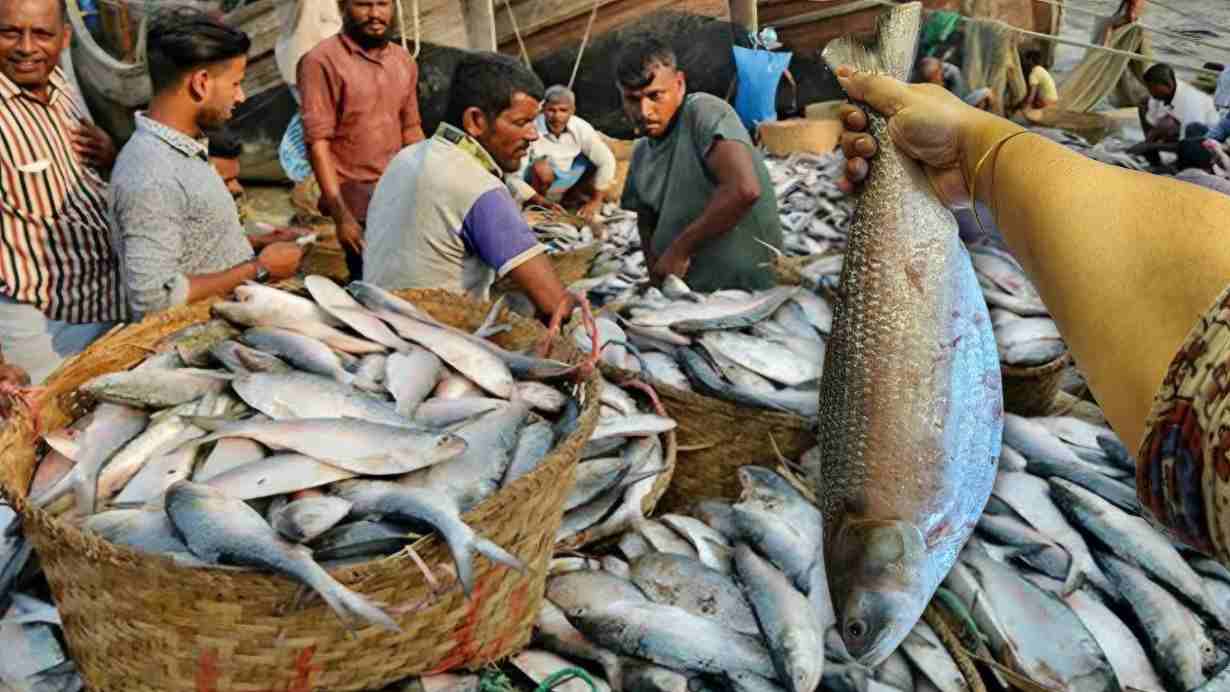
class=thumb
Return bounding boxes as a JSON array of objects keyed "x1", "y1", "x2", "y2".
[{"x1": 836, "y1": 67, "x2": 912, "y2": 119}]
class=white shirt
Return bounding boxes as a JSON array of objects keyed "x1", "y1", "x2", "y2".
[
  {"x1": 1146, "y1": 80, "x2": 1219, "y2": 136},
  {"x1": 1216, "y1": 67, "x2": 1230, "y2": 111},
  {"x1": 508, "y1": 113, "x2": 617, "y2": 202}
]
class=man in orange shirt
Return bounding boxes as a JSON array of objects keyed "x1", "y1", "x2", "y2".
[{"x1": 299, "y1": 0, "x2": 425, "y2": 282}]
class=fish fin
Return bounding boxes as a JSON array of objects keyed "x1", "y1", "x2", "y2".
[
  {"x1": 1061, "y1": 558, "x2": 1089, "y2": 596},
  {"x1": 318, "y1": 582, "x2": 402, "y2": 633},
  {"x1": 821, "y1": 2, "x2": 921, "y2": 82},
  {"x1": 475, "y1": 537, "x2": 525, "y2": 573}
]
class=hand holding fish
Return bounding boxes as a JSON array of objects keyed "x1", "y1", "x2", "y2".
[
  {"x1": 651, "y1": 245, "x2": 692, "y2": 286},
  {"x1": 833, "y1": 65, "x2": 1007, "y2": 210}
]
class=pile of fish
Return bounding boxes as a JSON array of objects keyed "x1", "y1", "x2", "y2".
[
  {"x1": 16, "y1": 276, "x2": 676, "y2": 634},
  {"x1": 0, "y1": 585, "x2": 81, "y2": 692},
  {"x1": 940, "y1": 411, "x2": 1230, "y2": 692},
  {"x1": 969, "y1": 243, "x2": 1068, "y2": 369},
  {"x1": 500, "y1": 464, "x2": 974, "y2": 692},
  {"x1": 567, "y1": 279, "x2": 830, "y2": 420}
]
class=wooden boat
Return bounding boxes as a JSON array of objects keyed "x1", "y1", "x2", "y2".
[{"x1": 69, "y1": 0, "x2": 1060, "y2": 183}]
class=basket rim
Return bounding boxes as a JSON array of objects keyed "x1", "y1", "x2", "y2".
[{"x1": 1000, "y1": 350, "x2": 1072, "y2": 378}]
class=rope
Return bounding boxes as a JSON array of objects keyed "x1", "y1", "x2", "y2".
[
  {"x1": 506, "y1": 0, "x2": 533, "y2": 69},
  {"x1": 1026, "y1": 0, "x2": 1230, "y2": 57},
  {"x1": 532, "y1": 667, "x2": 598, "y2": 692},
  {"x1": 830, "y1": 0, "x2": 1222, "y2": 77},
  {"x1": 567, "y1": 0, "x2": 601, "y2": 92},
  {"x1": 412, "y1": 0, "x2": 421, "y2": 59},
  {"x1": 396, "y1": 0, "x2": 408, "y2": 53}
]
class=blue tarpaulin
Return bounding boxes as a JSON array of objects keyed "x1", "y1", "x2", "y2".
[{"x1": 732, "y1": 46, "x2": 793, "y2": 135}]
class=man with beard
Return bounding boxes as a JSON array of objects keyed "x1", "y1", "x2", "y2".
[
  {"x1": 617, "y1": 38, "x2": 782, "y2": 291},
  {"x1": 363, "y1": 53, "x2": 572, "y2": 317},
  {"x1": 0, "y1": 0, "x2": 124, "y2": 386},
  {"x1": 299, "y1": 0, "x2": 424, "y2": 282},
  {"x1": 110, "y1": 7, "x2": 304, "y2": 320}
]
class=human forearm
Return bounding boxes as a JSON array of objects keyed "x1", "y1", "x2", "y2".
[
  {"x1": 964, "y1": 116, "x2": 1230, "y2": 448},
  {"x1": 308, "y1": 141, "x2": 355, "y2": 224},
  {"x1": 668, "y1": 180, "x2": 757, "y2": 259},
  {"x1": 186, "y1": 260, "x2": 262, "y2": 304}
]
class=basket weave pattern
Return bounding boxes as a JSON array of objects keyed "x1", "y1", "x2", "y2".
[
  {"x1": 0, "y1": 288, "x2": 599, "y2": 692},
  {"x1": 1001, "y1": 351, "x2": 1071, "y2": 417}
]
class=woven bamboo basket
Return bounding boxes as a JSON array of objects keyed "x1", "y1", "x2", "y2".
[
  {"x1": 599, "y1": 366, "x2": 814, "y2": 514},
  {"x1": 492, "y1": 244, "x2": 600, "y2": 297},
  {"x1": 0, "y1": 288, "x2": 600, "y2": 692},
  {"x1": 758, "y1": 118, "x2": 842, "y2": 156},
  {"x1": 1001, "y1": 351, "x2": 1071, "y2": 417}
]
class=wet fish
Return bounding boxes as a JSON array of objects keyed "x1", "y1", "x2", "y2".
[
  {"x1": 572, "y1": 601, "x2": 777, "y2": 678},
  {"x1": 231, "y1": 372, "x2": 407, "y2": 426},
  {"x1": 190, "y1": 417, "x2": 466, "y2": 476},
  {"x1": 900, "y1": 621, "x2": 970, "y2": 692},
  {"x1": 210, "y1": 339, "x2": 292, "y2": 375},
  {"x1": 270, "y1": 495, "x2": 353, "y2": 543},
  {"x1": 1100, "y1": 554, "x2": 1218, "y2": 691},
  {"x1": 304, "y1": 275, "x2": 411, "y2": 351},
  {"x1": 659, "y1": 514, "x2": 731, "y2": 573},
  {"x1": 331, "y1": 479, "x2": 523, "y2": 595},
  {"x1": 678, "y1": 348, "x2": 818, "y2": 418},
  {"x1": 627, "y1": 287, "x2": 799, "y2": 333},
  {"x1": 817, "y1": 2, "x2": 1002, "y2": 666},
  {"x1": 165, "y1": 481, "x2": 399, "y2": 631},
  {"x1": 239, "y1": 327, "x2": 356, "y2": 383},
  {"x1": 699, "y1": 332, "x2": 820, "y2": 387},
  {"x1": 205, "y1": 454, "x2": 356, "y2": 500},
  {"x1": 516, "y1": 382, "x2": 568, "y2": 414},
  {"x1": 84, "y1": 507, "x2": 190, "y2": 555},
  {"x1": 693, "y1": 500, "x2": 738, "y2": 541},
  {"x1": 546, "y1": 571, "x2": 646, "y2": 618},
  {"x1": 630, "y1": 553, "x2": 758, "y2": 636},
  {"x1": 213, "y1": 285, "x2": 384, "y2": 355},
  {"x1": 734, "y1": 544, "x2": 824, "y2": 692},
  {"x1": 534, "y1": 600, "x2": 624, "y2": 691},
  {"x1": 413, "y1": 398, "x2": 507, "y2": 428},
  {"x1": 80, "y1": 368, "x2": 231, "y2": 409},
  {"x1": 503, "y1": 421, "x2": 556, "y2": 485},
  {"x1": 310, "y1": 520, "x2": 416, "y2": 562},
  {"x1": 111, "y1": 429, "x2": 204, "y2": 507},
  {"x1": 386, "y1": 347, "x2": 444, "y2": 417},
  {"x1": 364, "y1": 307, "x2": 514, "y2": 398},
  {"x1": 622, "y1": 662, "x2": 688, "y2": 692},
  {"x1": 590, "y1": 415, "x2": 676, "y2": 441},
  {"x1": 193, "y1": 437, "x2": 266, "y2": 483},
  {"x1": 158, "y1": 319, "x2": 241, "y2": 367}
]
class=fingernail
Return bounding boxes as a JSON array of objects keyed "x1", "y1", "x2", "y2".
[{"x1": 856, "y1": 137, "x2": 875, "y2": 155}]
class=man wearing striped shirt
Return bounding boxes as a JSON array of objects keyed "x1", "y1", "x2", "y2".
[{"x1": 0, "y1": 0, "x2": 125, "y2": 385}]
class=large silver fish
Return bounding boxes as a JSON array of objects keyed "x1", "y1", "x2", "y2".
[{"x1": 817, "y1": 2, "x2": 1002, "y2": 666}]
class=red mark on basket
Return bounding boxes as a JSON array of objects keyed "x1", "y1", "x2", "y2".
[{"x1": 194, "y1": 645, "x2": 318, "y2": 692}]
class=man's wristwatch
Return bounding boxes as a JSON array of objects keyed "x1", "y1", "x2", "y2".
[{"x1": 253, "y1": 259, "x2": 270, "y2": 283}]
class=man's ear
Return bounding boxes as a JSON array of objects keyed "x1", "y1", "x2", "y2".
[
  {"x1": 677, "y1": 70, "x2": 687, "y2": 91},
  {"x1": 462, "y1": 106, "x2": 488, "y2": 139},
  {"x1": 186, "y1": 69, "x2": 211, "y2": 103}
]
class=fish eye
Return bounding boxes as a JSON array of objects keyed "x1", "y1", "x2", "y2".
[{"x1": 845, "y1": 619, "x2": 868, "y2": 641}]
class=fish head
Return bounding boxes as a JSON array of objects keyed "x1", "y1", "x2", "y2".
[
  {"x1": 831, "y1": 519, "x2": 930, "y2": 667},
  {"x1": 210, "y1": 301, "x2": 261, "y2": 326},
  {"x1": 422, "y1": 433, "x2": 469, "y2": 462}
]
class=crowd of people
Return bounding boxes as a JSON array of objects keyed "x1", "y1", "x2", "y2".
[{"x1": 0, "y1": 0, "x2": 783, "y2": 391}]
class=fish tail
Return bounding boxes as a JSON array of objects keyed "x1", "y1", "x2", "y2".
[
  {"x1": 318, "y1": 579, "x2": 402, "y2": 633},
  {"x1": 474, "y1": 536, "x2": 525, "y2": 573},
  {"x1": 821, "y1": 2, "x2": 921, "y2": 82},
  {"x1": 301, "y1": 558, "x2": 401, "y2": 632}
]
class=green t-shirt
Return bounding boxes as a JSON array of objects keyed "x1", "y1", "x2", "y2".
[{"x1": 621, "y1": 93, "x2": 783, "y2": 292}]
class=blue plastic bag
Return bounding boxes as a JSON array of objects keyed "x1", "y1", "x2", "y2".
[
  {"x1": 279, "y1": 113, "x2": 313, "y2": 184},
  {"x1": 732, "y1": 46, "x2": 793, "y2": 135}
]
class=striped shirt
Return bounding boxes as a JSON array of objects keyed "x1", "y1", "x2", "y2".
[{"x1": 0, "y1": 68, "x2": 123, "y2": 323}]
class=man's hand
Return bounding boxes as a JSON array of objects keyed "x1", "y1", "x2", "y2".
[
  {"x1": 579, "y1": 197, "x2": 603, "y2": 223},
  {"x1": 251, "y1": 226, "x2": 311, "y2": 250},
  {"x1": 651, "y1": 243, "x2": 692, "y2": 285},
  {"x1": 257, "y1": 242, "x2": 305, "y2": 281},
  {"x1": 337, "y1": 217, "x2": 365, "y2": 256},
  {"x1": 528, "y1": 195, "x2": 566, "y2": 215},
  {"x1": 70, "y1": 122, "x2": 117, "y2": 170}
]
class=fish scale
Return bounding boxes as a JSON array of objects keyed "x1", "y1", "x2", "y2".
[{"x1": 816, "y1": 2, "x2": 1002, "y2": 667}]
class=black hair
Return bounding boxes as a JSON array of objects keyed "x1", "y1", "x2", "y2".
[
  {"x1": 206, "y1": 126, "x2": 243, "y2": 159},
  {"x1": 1176, "y1": 136, "x2": 1215, "y2": 172},
  {"x1": 146, "y1": 7, "x2": 251, "y2": 95},
  {"x1": 616, "y1": 37, "x2": 678, "y2": 90},
  {"x1": 1142, "y1": 63, "x2": 1176, "y2": 88},
  {"x1": 1022, "y1": 49, "x2": 1042, "y2": 70},
  {"x1": 443, "y1": 52, "x2": 544, "y2": 128}
]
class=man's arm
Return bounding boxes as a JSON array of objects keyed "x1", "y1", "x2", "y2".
[
  {"x1": 637, "y1": 210, "x2": 659, "y2": 274},
  {"x1": 507, "y1": 253, "x2": 571, "y2": 317},
  {"x1": 652, "y1": 139, "x2": 761, "y2": 281},
  {"x1": 299, "y1": 55, "x2": 365, "y2": 254},
  {"x1": 401, "y1": 58, "x2": 426, "y2": 145}
]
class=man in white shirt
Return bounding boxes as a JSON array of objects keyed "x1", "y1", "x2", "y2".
[
  {"x1": 1137, "y1": 63, "x2": 1218, "y2": 165},
  {"x1": 510, "y1": 85, "x2": 616, "y2": 222}
]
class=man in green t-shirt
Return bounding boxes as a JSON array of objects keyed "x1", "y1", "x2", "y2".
[{"x1": 616, "y1": 38, "x2": 783, "y2": 292}]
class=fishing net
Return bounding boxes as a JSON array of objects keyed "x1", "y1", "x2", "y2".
[
  {"x1": 1057, "y1": 23, "x2": 1152, "y2": 112},
  {"x1": 962, "y1": 18, "x2": 1027, "y2": 117}
]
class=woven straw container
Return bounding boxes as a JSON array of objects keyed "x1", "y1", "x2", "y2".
[
  {"x1": 758, "y1": 118, "x2": 842, "y2": 157},
  {"x1": 1001, "y1": 351, "x2": 1071, "y2": 417},
  {"x1": 0, "y1": 288, "x2": 600, "y2": 692},
  {"x1": 492, "y1": 244, "x2": 599, "y2": 298},
  {"x1": 600, "y1": 366, "x2": 814, "y2": 514}
]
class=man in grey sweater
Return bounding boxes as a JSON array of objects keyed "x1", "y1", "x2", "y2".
[{"x1": 110, "y1": 7, "x2": 304, "y2": 320}]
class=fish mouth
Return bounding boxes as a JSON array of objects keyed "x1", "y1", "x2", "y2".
[{"x1": 849, "y1": 629, "x2": 897, "y2": 668}]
